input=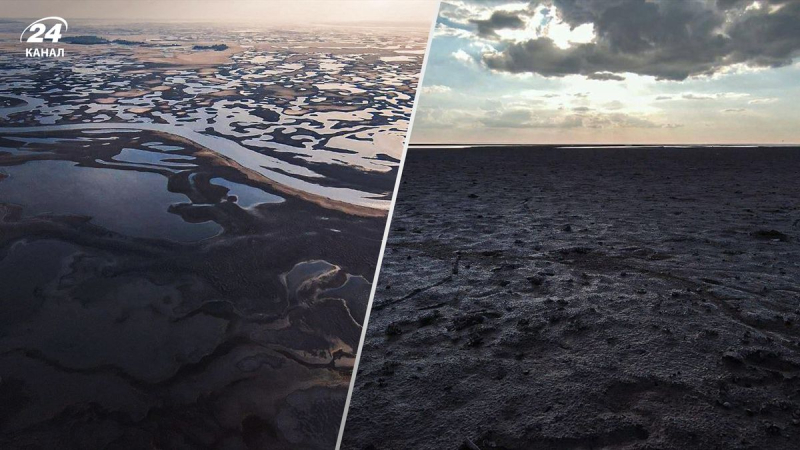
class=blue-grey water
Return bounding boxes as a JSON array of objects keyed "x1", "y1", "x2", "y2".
[{"x1": 0, "y1": 160, "x2": 221, "y2": 241}]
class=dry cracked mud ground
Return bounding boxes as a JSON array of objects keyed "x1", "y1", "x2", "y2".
[{"x1": 341, "y1": 146, "x2": 800, "y2": 450}]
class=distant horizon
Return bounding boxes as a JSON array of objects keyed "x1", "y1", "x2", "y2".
[
  {"x1": 2, "y1": 0, "x2": 439, "y2": 26},
  {"x1": 1, "y1": 17, "x2": 434, "y2": 27},
  {"x1": 409, "y1": 143, "x2": 800, "y2": 147}
]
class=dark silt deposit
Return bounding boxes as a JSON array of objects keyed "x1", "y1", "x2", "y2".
[
  {"x1": 0, "y1": 130, "x2": 382, "y2": 450},
  {"x1": 341, "y1": 146, "x2": 800, "y2": 450}
]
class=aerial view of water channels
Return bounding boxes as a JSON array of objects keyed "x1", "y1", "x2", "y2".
[{"x1": 0, "y1": 19, "x2": 429, "y2": 450}]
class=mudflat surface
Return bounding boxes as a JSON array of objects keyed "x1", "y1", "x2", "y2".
[
  {"x1": 0, "y1": 21, "x2": 428, "y2": 450},
  {"x1": 341, "y1": 147, "x2": 800, "y2": 450},
  {"x1": 0, "y1": 130, "x2": 381, "y2": 450}
]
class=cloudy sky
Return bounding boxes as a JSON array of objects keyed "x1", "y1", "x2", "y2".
[{"x1": 411, "y1": 0, "x2": 800, "y2": 144}]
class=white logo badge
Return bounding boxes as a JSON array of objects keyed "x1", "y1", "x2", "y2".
[{"x1": 21, "y1": 17, "x2": 68, "y2": 58}]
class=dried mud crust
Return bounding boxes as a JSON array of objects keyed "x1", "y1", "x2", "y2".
[{"x1": 342, "y1": 147, "x2": 800, "y2": 450}]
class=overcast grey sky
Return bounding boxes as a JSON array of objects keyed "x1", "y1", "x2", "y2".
[
  {"x1": 3, "y1": 0, "x2": 439, "y2": 25},
  {"x1": 412, "y1": 0, "x2": 800, "y2": 144}
]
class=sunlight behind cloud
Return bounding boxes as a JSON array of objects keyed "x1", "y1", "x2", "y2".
[{"x1": 495, "y1": 4, "x2": 596, "y2": 48}]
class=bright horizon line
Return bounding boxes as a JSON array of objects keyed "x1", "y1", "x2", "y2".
[
  {"x1": 2, "y1": 17, "x2": 433, "y2": 25},
  {"x1": 409, "y1": 143, "x2": 800, "y2": 147},
  {"x1": 2, "y1": 0, "x2": 440, "y2": 26}
]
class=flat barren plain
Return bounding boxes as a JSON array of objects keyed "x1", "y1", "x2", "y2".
[{"x1": 342, "y1": 146, "x2": 800, "y2": 450}]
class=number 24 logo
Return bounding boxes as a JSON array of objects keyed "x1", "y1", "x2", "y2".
[{"x1": 20, "y1": 17, "x2": 68, "y2": 43}]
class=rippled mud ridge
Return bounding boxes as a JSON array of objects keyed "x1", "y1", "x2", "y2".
[
  {"x1": 0, "y1": 130, "x2": 381, "y2": 449},
  {"x1": 342, "y1": 147, "x2": 800, "y2": 450}
]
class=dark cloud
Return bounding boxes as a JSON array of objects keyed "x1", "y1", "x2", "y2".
[
  {"x1": 715, "y1": 0, "x2": 790, "y2": 10},
  {"x1": 481, "y1": 0, "x2": 800, "y2": 80},
  {"x1": 726, "y1": 2, "x2": 800, "y2": 67},
  {"x1": 587, "y1": 72, "x2": 626, "y2": 81},
  {"x1": 470, "y1": 10, "x2": 526, "y2": 38},
  {"x1": 547, "y1": 0, "x2": 633, "y2": 27},
  {"x1": 485, "y1": 36, "x2": 723, "y2": 80}
]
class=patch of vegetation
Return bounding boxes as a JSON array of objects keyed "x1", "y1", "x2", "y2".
[
  {"x1": 62, "y1": 35, "x2": 109, "y2": 45},
  {"x1": 111, "y1": 39, "x2": 144, "y2": 46},
  {"x1": 192, "y1": 44, "x2": 229, "y2": 51}
]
